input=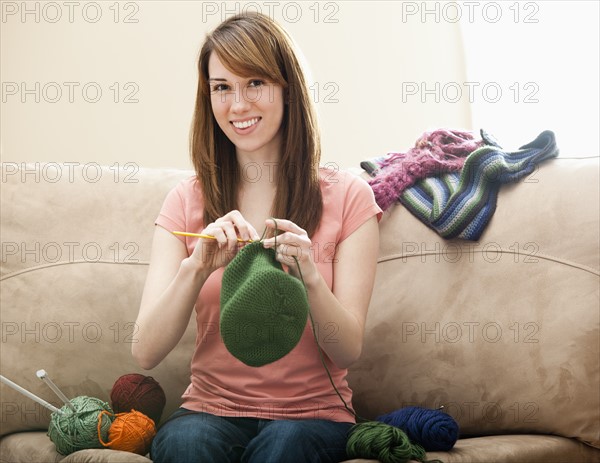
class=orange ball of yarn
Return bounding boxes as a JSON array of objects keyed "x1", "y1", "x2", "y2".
[{"x1": 97, "y1": 410, "x2": 156, "y2": 455}]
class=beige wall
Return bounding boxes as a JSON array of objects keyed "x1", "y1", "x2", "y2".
[{"x1": 1, "y1": 1, "x2": 470, "y2": 171}]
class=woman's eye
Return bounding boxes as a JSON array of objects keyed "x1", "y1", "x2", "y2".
[
  {"x1": 211, "y1": 84, "x2": 229, "y2": 92},
  {"x1": 248, "y1": 80, "x2": 264, "y2": 88}
]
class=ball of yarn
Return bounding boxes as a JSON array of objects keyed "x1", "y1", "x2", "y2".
[
  {"x1": 47, "y1": 396, "x2": 114, "y2": 455},
  {"x1": 346, "y1": 421, "x2": 426, "y2": 463},
  {"x1": 98, "y1": 410, "x2": 156, "y2": 455},
  {"x1": 377, "y1": 406, "x2": 459, "y2": 451},
  {"x1": 110, "y1": 374, "x2": 166, "y2": 425}
]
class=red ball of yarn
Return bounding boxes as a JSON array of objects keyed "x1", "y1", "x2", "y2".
[{"x1": 110, "y1": 374, "x2": 166, "y2": 425}]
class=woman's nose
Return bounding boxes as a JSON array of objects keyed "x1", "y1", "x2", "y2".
[{"x1": 230, "y1": 84, "x2": 252, "y2": 113}]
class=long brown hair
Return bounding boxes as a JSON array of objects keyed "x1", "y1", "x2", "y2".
[{"x1": 190, "y1": 12, "x2": 323, "y2": 236}]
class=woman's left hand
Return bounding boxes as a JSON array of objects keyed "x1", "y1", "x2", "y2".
[{"x1": 261, "y1": 218, "x2": 318, "y2": 284}]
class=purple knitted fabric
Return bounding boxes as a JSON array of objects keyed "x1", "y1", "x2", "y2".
[{"x1": 367, "y1": 129, "x2": 483, "y2": 211}]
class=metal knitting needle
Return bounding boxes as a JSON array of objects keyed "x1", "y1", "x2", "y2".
[
  {"x1": 36, "y1": 369, "x2": 76, "y2": 412},
  {"x1": 0, "y1": 374, "x2": 63, "y2": 415}
]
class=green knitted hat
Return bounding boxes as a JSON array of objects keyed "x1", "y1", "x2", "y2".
[{"x1": 220, "y1": 241, "x2": 309, "y2": 367}]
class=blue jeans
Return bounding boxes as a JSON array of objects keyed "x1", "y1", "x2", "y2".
[{"x1": 151, "y1": 408, "x2": 353, "y2": 463}]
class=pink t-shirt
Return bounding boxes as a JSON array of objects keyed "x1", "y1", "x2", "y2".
[{"x1": 155, "y1": 167, "x2": 382, "y2": 423}]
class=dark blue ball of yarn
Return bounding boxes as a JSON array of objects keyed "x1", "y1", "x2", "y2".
[{"x1": 376, "y1": 406, "x2": 459, "y2": 452}]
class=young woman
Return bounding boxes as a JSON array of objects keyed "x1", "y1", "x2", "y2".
[{"x1": 133, "y1": 12, "x2": 381, "y2": 463}]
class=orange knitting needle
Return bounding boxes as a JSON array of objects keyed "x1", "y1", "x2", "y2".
[{"x1": 172, "y1": 231, "x2": 253, "y2": 243}]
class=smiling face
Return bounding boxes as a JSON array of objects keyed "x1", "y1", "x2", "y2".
[{"x1": 208, "y1": 52, "x2": 285, "y2": 162}]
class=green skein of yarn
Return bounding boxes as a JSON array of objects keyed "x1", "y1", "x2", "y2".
[
  {"x1": 220, "y1": 240, "x2": 309, "y2": 367},
  {"x1": 47, "y1": 395, "x2": 114, "y2": 455},
  {"x1": 346, "y1": 421, "x2": 430, "y2": 463}
]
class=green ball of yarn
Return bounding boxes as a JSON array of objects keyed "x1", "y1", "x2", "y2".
[
  {"x1": 346, "y1": 421, "x2": 427, "y2": 463},
  {"x1": 47, "y1": 396, "x2": 114, "y2": 455},
  {"x1": 220, "y1": 241, "x2": 309, "y2": 367}
]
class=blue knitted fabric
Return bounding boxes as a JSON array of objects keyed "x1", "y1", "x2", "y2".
[{"x1": 399, "y1": 130, "x2": 559, "y2": 240}]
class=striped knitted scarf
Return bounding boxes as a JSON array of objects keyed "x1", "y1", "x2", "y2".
[
  {"x1": 398, "y1": 130, "x2": 559, "y2": 240},
  {"x1": 362, "y1": 129, "x2": 491, "y2": 211}
]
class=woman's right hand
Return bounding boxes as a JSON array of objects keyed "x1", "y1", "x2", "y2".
[
  {"x1": 185, "y1": 210, "x2": 261, "y2": 274},
  {"x1": 133, "y1": 210, "x2": 260, "y2": 369}
]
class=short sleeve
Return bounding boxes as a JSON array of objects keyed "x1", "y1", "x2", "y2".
[
  {"x1": 339, "y1": 173, "x2": 383, "y2": 243},
  {"x1": 155, "y1": 181, "x2": 187, "y2": 245}
]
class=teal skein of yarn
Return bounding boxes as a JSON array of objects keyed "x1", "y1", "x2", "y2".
[
  {"x1": 47, "y1": 396, "x2": 114, "y2": 455},
  {"x1": 220, "y1": 240, "x2": 309, "y2": 367}
]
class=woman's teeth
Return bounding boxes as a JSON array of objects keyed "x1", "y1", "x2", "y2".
[{"x1": 232, "y1": 117, "x2": 259, "y2": 129}]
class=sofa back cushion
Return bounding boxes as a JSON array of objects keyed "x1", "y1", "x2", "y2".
[
  {"x1": 347, "y1": 157, "x2": 600, "y2": 449},
  {"x1": 0, "y1": 163, "x2": 196, "y2": 436}
]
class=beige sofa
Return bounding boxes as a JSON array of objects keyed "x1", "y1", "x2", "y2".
[{"x1": 1, "y1": 158, "x2": 598, "y2": 463}]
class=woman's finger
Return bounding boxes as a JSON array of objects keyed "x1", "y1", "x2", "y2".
[
  {"x1": 220, "y1": 210, "x2": 260, "y2": 242},
  {"x1": 265, "y1": 218, "x2": 307, "y2": 236},
  {"x1": 263, "y1": 230, "x2": 311, "y2": 251},
  {"x1": 275, "y1": 242, "x2": 302, "y2": 259}
]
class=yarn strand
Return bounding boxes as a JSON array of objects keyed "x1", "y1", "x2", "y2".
[
  {"x1": 291, "y1": 253, "x2": 358, "y2": 421},
  {"x1": 270, "y1": 217, "x2": 450, "y2": 463}
]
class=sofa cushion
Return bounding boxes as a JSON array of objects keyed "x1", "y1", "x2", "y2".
[
  {"x1": 0, "y1": 164, "x2": 196, "y2": 437},
  {"x1": 0, "y1": 431, "x2": 151, "y2": 462},
  {"x1": 3, "y1": 431, "x2": 599, "y2": 463},
  {"x1": 344, "y1": 434, "x2": 600, "y2": 463},
  {"x1": 348, "y1": 158, "x2": 600, "y2": 448}
]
